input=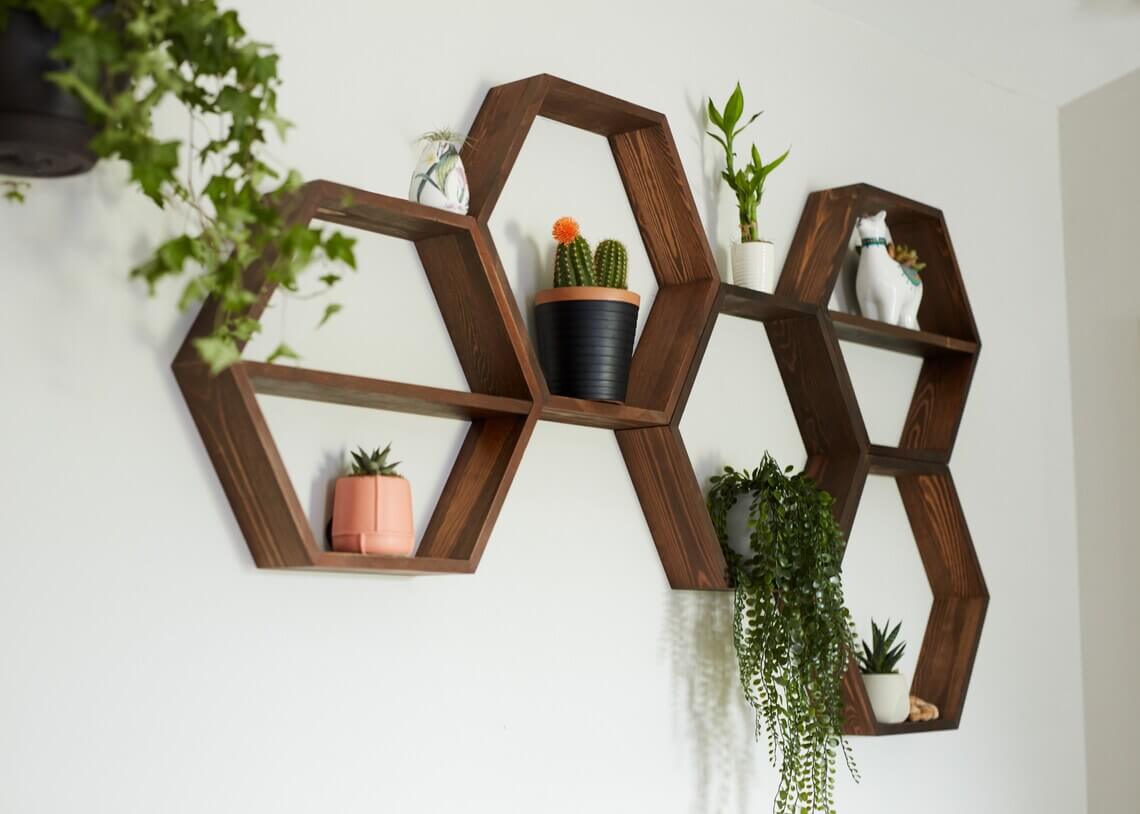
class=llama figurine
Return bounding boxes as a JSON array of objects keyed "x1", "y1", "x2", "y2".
[{"x1": 855, "y1": 211, "x2": 922, "y2": 330}]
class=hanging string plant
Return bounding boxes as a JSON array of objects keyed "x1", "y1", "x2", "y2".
[
  {"x1": 0, "y1": 0, "x2": 357, "y2": 372},
  {"x1": 706, "y1": 454, "x2": 858, "y2": 814}
]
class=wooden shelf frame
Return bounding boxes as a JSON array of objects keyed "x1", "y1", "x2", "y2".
[{"x1": 174, "y1": 77, "x2": 985, "y2": 736}]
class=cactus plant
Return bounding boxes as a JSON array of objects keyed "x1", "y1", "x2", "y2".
[
  {"x1": 593, "y1": 239, "x2": 629, "y2": 289},
  {"x1": 552, "y1": 217, "x2": 595, "y2": 287},
  {"x1": 349, "y1": 444, "x2": 402, "y2": 478},
  {"x1": 857, "y1": 618, "x2": 906, "y2": 674}
]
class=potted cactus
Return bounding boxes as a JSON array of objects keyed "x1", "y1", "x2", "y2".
[
  {"x1": 857, "y1": 618, "x2": 910, "y2": 724},
  {"x1": 330, "y1": 445, "x2": 414, "y2": 556},
  {"x1": 706, "y1": 83, "x2": 789, "y2": 293},
  {"x1": 534, "y1": 217, "x2": 640, "y2": 402}
]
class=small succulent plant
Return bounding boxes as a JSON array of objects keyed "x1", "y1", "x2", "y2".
[
  {"x1": 857, "y1": 618, "x2": 906, "y2": 674},
  {"x1": 551, "y1": 218, "x2": 629, "y2": 289},
  {"x1": 349, "y1": 445, "x2": 402, "y2": 478},
  {"x1": 888, "y1": 243, "x2": 927, "y2": 272}
]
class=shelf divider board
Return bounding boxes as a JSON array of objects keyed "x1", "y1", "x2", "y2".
[
  {"x1": 830, "y1": 311, "x2": 979, "y2": 357},
  {"x1": 243, "y1": 362, "x2": 532, "y2": 420},
  {"x1": 616, "y1": 424, "x2": 729, "y2": 590}
]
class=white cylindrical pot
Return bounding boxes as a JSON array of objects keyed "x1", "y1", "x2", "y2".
[
  {"x1": 731, "y1": 240, "x2": 777, "y2": 292},
  {"x1": 861, "y1": 672, "x2": 910, "y2": 724}
]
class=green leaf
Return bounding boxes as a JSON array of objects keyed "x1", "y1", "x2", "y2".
[
  {"x1": 266, "y1": 343, "x2": 300, "y2": 365},
  {"x1": 322, "y1": 232, "x2": 357, "y2": 268},
  {"x1": 707, "y1": 98, "x2": 724, "y2": 130},
  {"x1": 723, "y1": 83, "x2": 744, "y2": 131},
  {"x1": 317, "y1": 303, "x2": 342, "y2": 328},
  {"x1": 193, "y1": 336, "x2": 241, "y2": 375}
]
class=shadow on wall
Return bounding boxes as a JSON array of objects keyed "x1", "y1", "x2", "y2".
[
  {"x1": 684, "y1": 91, "x2": 729, "y2": 281},
  {"x1": 665, "y1": 590, "x2": 760, "y2": 814}
]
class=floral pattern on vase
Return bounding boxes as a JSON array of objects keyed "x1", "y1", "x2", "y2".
[{"x1": 409, "y1": 138, "x2": 469, "y2": 215}]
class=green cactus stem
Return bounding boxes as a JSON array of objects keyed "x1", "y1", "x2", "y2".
[
  {"x1": 593, "y1": 239, "x2": 629, "y2": 289},
  {"x1": 552, "y1": 217, "x2": 594, "y2": 287}
]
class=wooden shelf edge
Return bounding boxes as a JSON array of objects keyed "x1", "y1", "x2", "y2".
[
  {"x1": 541, "y1": 395, "x2": 669, "y2": 430},
  {"x1": 305, "y1": 180, "x2": 475, "y2": 241},
  {"x1": 242, "y1": 361, "x2": 532, "y2": 420},
  {"x1": 719, "y1": 284, "x2": 820, "y2": 322},
  {"x1": 872, "y1": 718, "x2": 958, "y2": 736},
  {"x1": 830, "y1": 310, "x2": 978, "y2": 357},
  {"x1": 308, "y1": 550, "x2": 476, "y2": 575}
]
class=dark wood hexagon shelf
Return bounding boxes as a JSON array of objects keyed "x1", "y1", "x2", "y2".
[{"x1": 173, "y1": 76, "x2": 985, "y2": 737}]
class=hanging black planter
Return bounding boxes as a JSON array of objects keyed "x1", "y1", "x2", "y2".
[
  {"x1": 534, "y1": 287, "x2": 641, "y2": 402},
  {"x1": 0, "y1": 9, "x2": 97, "y2": 178}
]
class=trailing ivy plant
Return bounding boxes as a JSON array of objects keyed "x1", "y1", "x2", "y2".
[
  {"x1": 0, "y1": 0, "x2": 357, "y2": 372},
  {"x1": 706, "y1": 455, "x2": 857, "y2": 814}
]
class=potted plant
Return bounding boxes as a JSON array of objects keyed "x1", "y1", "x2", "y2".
[
  {"x1": 408, "y1": 129, "x2": 469, "y2": 215},
  {"x1": 534, "y1": 217, "x2": 640, "y2": 402},
  {"x1": 706, "y1": 83, "x2": 789, "y2": 293},
  {"x1": 0, "y1": 0, "x2": 357, "y2": 372},
  {"x1": 706, "y1": 455, "x2": 857, "y2": 814},
  {"x1": 857, "y1": 618, "x2": 911, "y2": 724},
  {"x1": 331, "y1": 445, "x2": 414, "y2": 556}
]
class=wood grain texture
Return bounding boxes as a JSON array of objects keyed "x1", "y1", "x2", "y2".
[
  {"x1": 416, "y1": 412, "x2": 538, "y2": 565},
  {"x1": 830, "y1": 311, "x2": 979, "y2": 357},
  {"x1": 174, "y1": 361, "x2": 315, "y2": 568},
  {"x1": 243, "y1": 362, "x2": 531, "y2": 419},
  {"x1": 767, "y1": 313, "x2": 868, "y2": 454},
  {"x1": 899, "y1": 353, "x2": 978, "y2": 455},
  {"x1": 540, "y1": 396, "x2": 668, "y2": 430},
  {"x1": 610, "y1": 122, "x2": 718, "y2": 287},
  {"x1": 616, "y1": 425, "x2": 729, "y2": 590},
  {"x1": 719, "y1": 285, "x2": 820, "y2": 322},
  {"x1": 777, "y1": 187, "x2": 860, "y2": 304},
  {"x1": 461, "y1": 75, "x2": 548, "y2": 224},
  {"x1": 897, "y1": 471, "x2": 987, "y2": 598},
  {"x1": 416, "y1": 231, "x2": 533, "y2": 399},
  {"x1": 625, "y1": 280, "x2": 721, "y2": 417},
  {"x1": 307, "y1": 181, "x2": 473, "y2": 240},
  {"x1": 542, "y1": 75, "x2": 663, "y2": 135},
  {"x1": 867, "y1": 444, "x2": 948, "y2": 476}
]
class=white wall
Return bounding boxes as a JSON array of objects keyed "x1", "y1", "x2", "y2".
[
  {"x1": 0, "y1": 1, "x2": 1087, "y2": 811},
  {"x1": 1060, "y1": 68, "x2": 1140, "y2": 814}
]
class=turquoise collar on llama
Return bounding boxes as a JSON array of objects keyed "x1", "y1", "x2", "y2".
[{"x1": 860, "y1": 237, "x2": 888, "y2": 248}]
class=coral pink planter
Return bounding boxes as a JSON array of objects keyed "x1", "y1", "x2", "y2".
[{"x1": 330, "y1": 475, "x2": 414, "y2": 556}]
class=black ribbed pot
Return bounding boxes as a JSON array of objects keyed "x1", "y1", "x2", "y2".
[
  {"x1": 534, "y1": 287, "x2": 640, "y2": 402},
  {"x1": 0, "y1": 9, "x2": 97, "y2": 178}
]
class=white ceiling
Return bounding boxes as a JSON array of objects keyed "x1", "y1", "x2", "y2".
[{"x1": 810, "y1": 0, "x2": 1140, "y2": 105}]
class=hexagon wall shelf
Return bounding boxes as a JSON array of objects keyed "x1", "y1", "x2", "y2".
[{"x1": 174, "y1": 76, "x2": 986, "y2": 736}]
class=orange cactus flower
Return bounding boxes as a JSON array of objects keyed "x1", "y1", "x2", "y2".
[{"x1": 552, "y1": 216, "x2": 580, "y2": 245}]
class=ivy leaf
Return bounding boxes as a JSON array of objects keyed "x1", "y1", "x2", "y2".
[
  {"x1": 266, "y1": 343, "x2": 300, "y2": 365},
  {"x1": 323, "y1": 232, "x2": 357, "y2": 268},
  {"x1": 193, "y1": 336, "x2": 240, "y2": 375},
  {"x1": 317, "y1": 303, "x2": 341, "y2": 328}
]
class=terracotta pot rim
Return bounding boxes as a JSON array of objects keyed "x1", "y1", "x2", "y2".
[
  {"x1": 339, "y1": 474, "x2": 406, "y2": 481},
  {"x1": 535, "y1": 287, "x2": 640, "y2": 307}
]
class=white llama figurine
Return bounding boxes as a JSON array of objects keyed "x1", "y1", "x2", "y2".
[{"x1": 855, "y1": 210, "x2": 922, "y2": 330}]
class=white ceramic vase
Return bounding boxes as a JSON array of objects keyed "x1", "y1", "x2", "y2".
[
  {"x1": 408, "y1": 139, "x2": 469, "y2": 214},
  {"x1": 730, "y1": 240, "x2": 777, "y2": 292},
  {"x1": 854, "y1": 210, "x2": 922, "y2": 329},
  {"x1": 861, "y1": 672, "x2": 910, "y2": 724}
]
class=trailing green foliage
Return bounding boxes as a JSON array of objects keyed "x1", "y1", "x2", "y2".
[
  {"x1": 857, "y1": 618, "x2": 906, "y2": 674},
  {"x1": 706, "y1": 454, "x2": 857, "y2": 814},
  {"x1": 706, "y1": 83, "x2": 789, "y2": 242},
  {"x1": 554, "y1": 235, "x2": 594, "y2": 287},
  {"x1": 0, "y1": 0, "x2": 357, "y2": 373},
  {"x1": 349, "y1": 445, "x2": 401, "y2": 478},
  {"x1": 593, "y1": 238, "x2": 628, "y2": 289}
]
